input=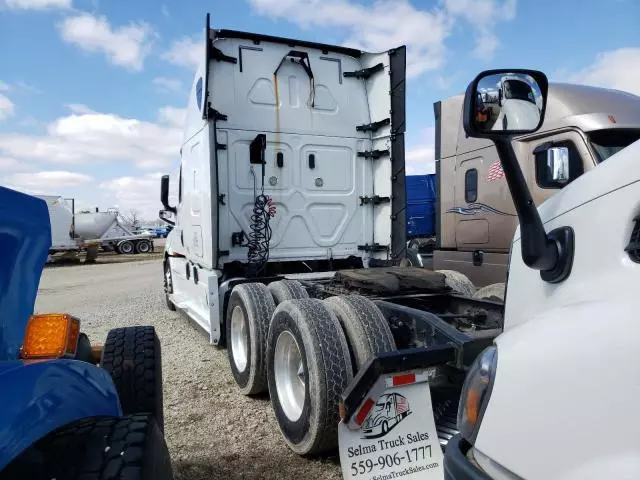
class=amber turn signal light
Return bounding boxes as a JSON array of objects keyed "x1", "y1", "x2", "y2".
[{"x1": 20, "y1": 313, "x2": 80, "y2": 359}]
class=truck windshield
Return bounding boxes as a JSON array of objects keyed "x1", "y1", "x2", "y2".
[
  {"x1": 589, "y1": 129, "x2": 640, "y2": 163},
  {"x1": 503, "y1": 80, "x2": 535, "y2": 103}
]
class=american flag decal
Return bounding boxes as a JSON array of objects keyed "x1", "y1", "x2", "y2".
[
  {"x1": 487, "y1": 159, "x2": 505, "y2": 182},
  {"x1": 396, "y1": 395, "x2": 409, "y2": 415}
]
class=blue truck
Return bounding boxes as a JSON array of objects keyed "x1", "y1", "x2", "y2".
[
  {"x1": 406, "y1": 174, "x2": 436, "y2": 239},
  {"x1": 405, "y1": 174, "x2": 437, "y2": 266},
  {"x1": 0, "y1": 186, "x2": 173, "y2": 479}
]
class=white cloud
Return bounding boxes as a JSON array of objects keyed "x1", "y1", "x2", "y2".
[
  {"x1": 4, "y1": 0, "x2": 70, "y2": 9},
  {"x1": 563, "y1": 47, "x2": 640, "y2": 97},
  {"x1": 248, "y1": 0, "x2": 517, "y2": 76},
  {"x1": 406, "y1": 127, "x2": 436, "y2": 175},
  {"x1": 0, "y1": 81, "x2": 10, "y2": 92},
  {"x1": 0, "y1": 156, "x2": 30, "y2": 171},
  {"x1": 153, "y1": 76, "x2": 183, "y2": 93},
  {"x1": 162, "y1": 35, "x2": 202, "y2": 69},
  {"x1": 249, "y1": 0, "x2": 450, "y2": 78},
  {"x1": 0, "y1": 94, "x2": 15, "y2": 121},
  {"x1": 101, "y1": 171, "x2": 177, "y2": 219},
  {"x1": 0, "y1": 107, "x2": 183, "y2": 169},
  {"x1": 158, "y1": 106, "x2": 186, "y2": 128},
  {"x1": 59, "y1": 13, "x2": 154, "y2": 71},
  {"x1": 441, "y1": 0, "x2": 516, "y2": 59},
  {"x1": 5, "y1": 171, "x2": 93, "y2": 190}
]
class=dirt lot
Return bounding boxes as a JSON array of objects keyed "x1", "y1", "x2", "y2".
[{"x1": 35, "y1": 259, "x2": 341, "y2": 480}]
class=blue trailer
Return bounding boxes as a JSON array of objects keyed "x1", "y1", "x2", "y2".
[
  {"x1": 0, "y1": 186, "x2": 173, "y2": 479},
  {"x1": 406, "y1": 174, "x2": 436, "y2": 239}
]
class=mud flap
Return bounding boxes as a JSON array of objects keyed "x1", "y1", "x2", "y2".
[{"x1": 338, "y1": 369, "x2": 444, "y2": 480}]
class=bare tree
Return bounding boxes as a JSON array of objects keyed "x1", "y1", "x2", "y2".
[{"x1": 121, "y1": 209, "x2": 141, "y2": 229}]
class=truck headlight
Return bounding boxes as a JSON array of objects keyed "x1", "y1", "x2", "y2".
[{"x1": 458, "y1": 346, "x2": 497, "y2": 443}]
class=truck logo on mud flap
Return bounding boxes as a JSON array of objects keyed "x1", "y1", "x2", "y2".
[{"x1": 361, "y1": 393, "x2": 412, "y2": 439}]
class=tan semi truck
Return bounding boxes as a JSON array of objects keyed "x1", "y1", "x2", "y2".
[{"x1": 433, "y1": 82, "x2": 640, "y2": 287}]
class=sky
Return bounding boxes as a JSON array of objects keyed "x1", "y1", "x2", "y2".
[{"x1": 1, "y1": 0, "x2": 639, "y2": 219}]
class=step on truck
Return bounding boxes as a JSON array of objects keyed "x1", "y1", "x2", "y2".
[
  {"x1": 159, "y1": 15, "x2": 504, "y2": 475},
  {"x1": 431, "y1": 82, "x2": 640, "y2": 289}
]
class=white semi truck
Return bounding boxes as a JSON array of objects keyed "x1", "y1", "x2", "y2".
[
  {"x1": 442, "y1": 71, "x2": 640, "y2": 479},
  {"x1": 160, "y1": 16, "x2": 504, "y2": 462},
  {"x1": 160, "y1": 17, "x2": 640, "y2": 478}
]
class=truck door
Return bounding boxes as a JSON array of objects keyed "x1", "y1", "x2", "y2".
[{"x1": 453, "y1": 144, "x2": 517, "y2": 252}]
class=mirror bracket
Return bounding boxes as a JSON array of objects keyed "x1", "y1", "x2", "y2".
[
  {"x1": 541, "y1": 226, "x2": 574, "y2": 283},
  {"x1": 494, "y1": 137, "x2": 559, "y2": 272},
  {"x1": 159, "y1": 209, "x2": 175, "y2": 227},
  {"x1": 160, "y1": 174, "x2": 177, "y2": 214}
]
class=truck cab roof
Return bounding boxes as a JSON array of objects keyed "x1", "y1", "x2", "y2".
[{"x1": 438, "y1": 82, "x2": 640, "y2": 158}]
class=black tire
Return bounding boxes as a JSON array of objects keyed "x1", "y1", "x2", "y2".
[
  {"x1": 4, "y1": 414, "x2": 173, "y2": 480},
  {"x1": 267, "y1": 280, "x2": 309, "y2": 305},
  {"x1": 164, "y1": 261, "x2": 176, "y2": 311},
  {"x1": 135, "y1": 239, "x2": 152, "y2": 254},
  {"x1": 436, "y1": 269, "x2": 476, "y2": 297},
  {"x1": 473, "y1": 282, "x2": 506, "y2": 303},
  {"x1": 117, "y1": 240, "x2": 134, "y2": 255},
  {"x1": 267, "y1": 298, "x2": 353, "y2": 455},
  {"x1": 101, "y1": 326, "x2": 164, "y2": 432},
  {"x1": 226, "y1": 282, "x2": 276, "y2": 395},
  {"x1": 323, "y1": 295, "x2": 396, "y2": 373},
  {"x1": 382, "y1": 420, "x2": 389, "y2": 435}
]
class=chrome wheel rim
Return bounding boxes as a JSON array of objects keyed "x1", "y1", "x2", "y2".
[
  {"x1": 230, "y1": 306, "x2": 248, "y2": 372},
  {"x1": 274, "y1": 331, "x2": 306, "y2": 422},
  {"x1": 164, "y1": 266, "x2": 172, "y2": 293},
  {"x1": 138, "y1": 241, "x2": 150, "y2": 253}
]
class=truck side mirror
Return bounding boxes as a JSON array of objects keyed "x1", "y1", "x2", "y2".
[
  {"x1": 160, "y1": 175, "x2": 176, "y2": 214},
  {"x1": 463, "y1": 69, "x2": 548, "y2": 137},
  {"x1": 462, "y1": 69, "x2": 574, "y2": 284},
  {"x1": 548, "y1": 147, "x2": 570, "y2": 184}
]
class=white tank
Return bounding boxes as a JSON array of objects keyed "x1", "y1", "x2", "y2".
[
  {"x1": 36, "y1": 195, "x2": 76, "y2": 249},
  {"x1": 74, "y1": 212, "x2": 119, "y2": 239}
]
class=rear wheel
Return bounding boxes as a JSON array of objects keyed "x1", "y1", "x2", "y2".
[
  {"x1": 226, "y1": 282, "x2": 276, "y2": 395},
  {"x1": 436, "y1": 269, "x2": 476, "y2": 297},
  {"x1": 136, "y1": 239, "x2": 152, "y2": 254},
  {"x1": 323, "y1": 295, "x2": 396, "y2": 373},
  {"x1": 4, "y1": 414, "x2": 173, "y2": 480},
  {"x1": 267, "y1": 298, "x2": 352, "y2": 455},
  {"x1": 117, "y1": 240, "x2": 134, "y2": 255},
  {"x1": 164, "y1": 261, "x2": 176, "y2": 311},
  {"x1": 101, "y1": 326, "x2": 164, "y2": 432},
  {"x1": 473, "y1": 282, "x2": 506, "y2": 302},
  {"x1": 268, "y1": 280, "x2": 309, "y2": 305}
]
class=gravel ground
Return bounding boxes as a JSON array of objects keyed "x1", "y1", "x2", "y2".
[{"x1": 35, "y1": 259, "x2": 341, "y2": 480}]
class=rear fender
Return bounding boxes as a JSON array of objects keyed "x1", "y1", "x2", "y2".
[{"x1": 0, "y1": 359, "x2": 121, "y2": 471}]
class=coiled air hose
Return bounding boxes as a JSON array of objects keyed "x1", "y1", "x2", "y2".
[{"x1": 245, "y1": 166, "x2": 276, "y2": 276}]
